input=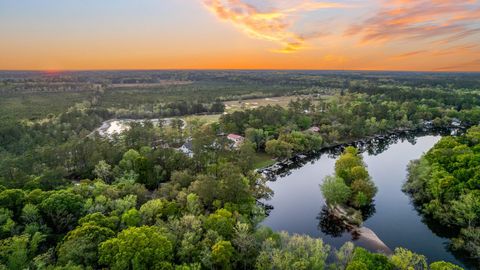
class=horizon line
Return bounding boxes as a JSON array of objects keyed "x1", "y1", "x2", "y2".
[{"x1": 0, "y1": 68, "x2": 479, "y2": 74}]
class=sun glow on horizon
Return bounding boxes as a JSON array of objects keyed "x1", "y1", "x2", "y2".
[{"x1": 0, "y1": 0, "x2": 479, "y2": 71}]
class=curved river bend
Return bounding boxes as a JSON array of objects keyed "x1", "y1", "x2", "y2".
[{"x1": 262, "y1": 135, "x2": 470, "y2": 269}]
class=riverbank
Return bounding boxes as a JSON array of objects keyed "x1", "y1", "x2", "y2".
[
  {"x1": 261, "y1": 133, "x2": 470, "y2": 268},
  {"x1": 257, "y1": 124, "x2": 468, "y2": 176},
  {"x1": 328, "y1": 204, "x2": 393, "y2": 255}
]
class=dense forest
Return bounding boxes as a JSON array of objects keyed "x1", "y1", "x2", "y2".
[
  {"x1": 404, "y1": 126, "x2": 480, "y2": 262},
  {"x1": 0, "y1": 71, "x2": 479, "y2": 269}
]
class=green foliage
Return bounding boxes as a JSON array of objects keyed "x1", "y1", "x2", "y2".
[
  {"x1": 245, "y1": 128, "x2": 267, "y2": 151},
  {"x1": 256, "y1": 232, "x2": 330, "y2": 270},
  {"x1": 0, "y1": 189, "x2": 25, "y2": 217},
  {"x1": 390, "y1": 247, "x2": 427, "y2": 270},
  {"x1": 451, "y1": 227, "x2": 480, "y2": 258},
  {"x1": 429, "y1": 261, "x2": 464, "y2": 270},
  {"x1": 204, "y1": 209, "x2": 236, "y2": 239},
  {"x1": 20, "y1": 203, "x2": 40, "y2": 225},
  {"x1": 99, "y1": 226, "x2": 174, "y2": 270},
  {"x1": 346, "y1": 261, "x2": 368, "y2": 270},
  {"x1": 405, "y1": 126, "x2": 480, "y2": 260},
  {"x1": 122, "y1": 208, "x2": 142, "y2": 227},
  {"x1": 140, "y1": 199, "x2": 178, "y2": 225},
  {"x1": 321, "y1": 176, "x2": 351, "y2": 206},
  {"x1": 39, "y1": 191, "x2": 85, "y2": 233},
  {"x1": 322, "y1": 147, "x2": 377, "y2": 214},
  {"x1": 0, "y1": 232, "x2": 45, "y2": 269},
  {"x1": 232, "y1": 222, "x2": 257, "y2": 269},
  {"x1": 1, "y1": 72, "x2": 479, "y2": 269},
  {"x1": 94, "y1": 160, "x2": 113, "y2": 183},
  {"x1": 350, "y1": 179, "x2": 377, "y2": 208},
  {"x1": 347, "y1": 247, "x2": 394, "y2": 270},
  {"x1": 211, "y1": 240, "x2": 235, "y2": 269},
  {"x1": 78, "y1": 212, "x2": 119, "y2": 230},
  {"x1": 265, "y1": 139, "x2": 294, "y2": 159},
  {"x1": 57, "y1": 223, "x2": 115, "y2": 267},
  {"x1": 334, "y1": 242, "x2": 355, "y2": 269},
  {"x1": 119, "y1": 149, "x2": 142, "y2": 172},
  {"x1": 0, "y1": 208, "x2": 15, "y2": 238},
  {"x1": 335, "y1": 147, "x2": 364, "y2": 185}
]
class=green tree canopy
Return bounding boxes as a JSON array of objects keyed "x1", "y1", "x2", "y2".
[
  {"x1": 320, "y1": 176, "x2": 351, "y2": 206},
  {"x1": 99, "y1": 226, "x2": 174, "y2": 270}
]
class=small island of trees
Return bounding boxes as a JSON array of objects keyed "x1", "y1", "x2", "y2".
[{"x1": 321, "y1": 147, "x2": 378, "y2": 226}]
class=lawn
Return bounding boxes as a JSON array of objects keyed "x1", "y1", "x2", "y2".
[
  {"x1": 224, "y1": 94, "x2": 329, "y2": 113},
  {"x1": 253, "y1": 152, "x2": 276, "y2": 169},
  {"x1": 183, "y1": 114, "x2": 222, "y2": 124}
]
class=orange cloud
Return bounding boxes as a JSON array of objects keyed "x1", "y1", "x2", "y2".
[
  {"x1": 202, "y1": 0, "x2": 348, "y2": 53},
  {"x1": 391, "y1": 50, "x2": 428, "y2": 59},
  {"x1": 391, "y1": 43, "x2": 479, "y2": 59},
  {"x1": 347, "y1": 0, "x2": 480, "y2": 44},
  {"x1": 434, "y1": 58, "x2": 480, "y2": 71}
]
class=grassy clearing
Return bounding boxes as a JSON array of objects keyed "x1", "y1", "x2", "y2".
[
  {"x1": 183, "y1": 114, "x2": 222, "y2": 124},
  {"x1": 224, "y1": 94, "x2": 329, "y2": 113},
  {"x1": 225, "y1": 96, "x2": 296, "y2": 113},
  {"x1": 253, "y1": 152, "x2": 275, "y2": 169}
]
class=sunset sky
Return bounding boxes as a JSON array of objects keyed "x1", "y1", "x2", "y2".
[{"x1": 1, "y1": 0, "x2": 479, "y2": 71}]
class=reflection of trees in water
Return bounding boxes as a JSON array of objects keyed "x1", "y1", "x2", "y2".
[
  {"x1": 267, "y1": 128, "x2": 462, "y2": 183},
  {"x1": 360, "y1": 203, "x2": 376, "y2": 220},
  {"x1": 317, "y1": 203, "x2": 376, "y2": 239},
  {"x1": 258, "y1": 201, "x2": 274, "y2": 216},
  {"x1": 408, "y1": 202, "x2": 460, "y2": 239},
  {"x1": 317, "y1": 206, "x2": 349, "y2": 237},
  {"x1": 267, "y1": 127, "x2": 465, "y2": 233},
  {"x1": 406, "y1": 135, "x2": 417, "y2": 145}
]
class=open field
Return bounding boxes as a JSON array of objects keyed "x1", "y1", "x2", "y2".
[
  {"x1": 224, "y1": 95, "x2": 324, "y2": 112},
  {"x1": 184, "y1": 114, "x2": 222, "y2": 124}
]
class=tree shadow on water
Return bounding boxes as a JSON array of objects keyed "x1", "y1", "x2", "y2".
[
  {"x1": 317, "y1": 206, "x2": 349, "y2": 237},
  {"x1": 360, "y1": 203, "x2": 376, "y2": 221},
  {"x1": 317, "y1": 203, "x2": 376, "y2": 239}
]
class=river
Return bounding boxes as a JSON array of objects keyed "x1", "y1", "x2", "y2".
[{"x1": 261, "y1": 133, "x2": 471, "y2": 268}]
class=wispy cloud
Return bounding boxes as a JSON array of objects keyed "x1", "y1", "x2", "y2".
[
  {"x1": 391, "y1": 43, "x2": 479, "y2": 59},
  {"x1": 391, "y1": 50, "x2": 428, "y2": 59},
  {"x1": 434, "y1": 58, "x2": 480, "y2": 71},
  {"x1": 347, "y1": 0, "x2": 480, "y2": 44},
  {"x1": 202, "y1": 0, "x2": 349, "y2": 53}
]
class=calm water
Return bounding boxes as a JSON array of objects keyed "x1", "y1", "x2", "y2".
[{"x1": 262, "y1": 135, "x2": 469, "y2": 268}]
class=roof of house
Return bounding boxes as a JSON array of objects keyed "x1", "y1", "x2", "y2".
[{"x1": 227, "y1": 134, "x2": 244, "y2": 140}]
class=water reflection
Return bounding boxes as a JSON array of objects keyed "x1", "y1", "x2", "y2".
[
  {"x1": 261, "y1": 127, "x2": 473, "y2": 268},
  {"x1": 262, "y1": 127, "x2": 460, "y2": 182},
  {"x1": 317, "y1": 203, "x2": 376, "y2": 239},
  {"x1": 317, "y1": 206, "x2": 349, "y2": 237}
]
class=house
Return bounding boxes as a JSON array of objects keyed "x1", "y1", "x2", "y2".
[
  {"x1": 178, "y1": 139, "x2": 194, "y2": 157},
  {"x1": 227, "y1": 134, "x2": 245, "y2": 148},
  {"x1": 451, "y1": 118, "x2": 462, "y2": 127},
  {"x1": 307, "y1": 126, "x2": 320, "y2": 133}
]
